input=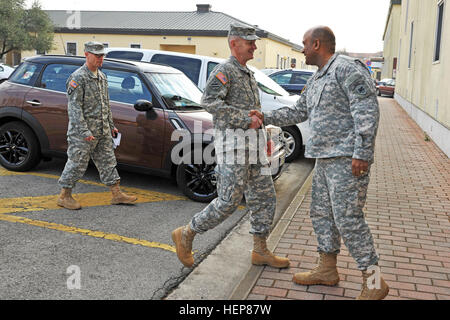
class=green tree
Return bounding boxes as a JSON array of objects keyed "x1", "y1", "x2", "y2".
[{"x1": 0, "y1": 0, "x2": 54, "y2": 60}]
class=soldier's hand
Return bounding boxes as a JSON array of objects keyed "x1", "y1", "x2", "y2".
[
  {"x1": 85, "y1": 136, "x2": 95, "y2": 142},
  {"x1": 249, "y1": 115, "x2": 263, "y2": 129},
  {"x1": 249, "y1": 110, "x2": 264, "y2": 122},
  {"x1": 352, "y1": 158, "x2": 369, "y2": 177},
  {"x1": 112, "y1": 127, "x2": 119, "y2": 138}
]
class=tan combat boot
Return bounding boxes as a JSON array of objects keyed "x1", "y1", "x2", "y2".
[
  {"x1": 172, "y1": 224, "x2": 196, "y2": 268},
  {"x1": 252, "y1": 235, "x2": 290, "y2": 269},
  {"x1": 110, "y1": 182, "x2": 137, "y2": 205},
  {"x1": 356, "y1": 268, "x2": 390, "y2": 300},
  {"x1": 292, "y1": 252, "x2": 340, "y2": 286},
  {"x1": 57, "y1": 188, "x2": 81, "y2": 210}
]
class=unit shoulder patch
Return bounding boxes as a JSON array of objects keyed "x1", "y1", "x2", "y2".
[{"x1": 355, "y1": 84, "x2": 368, "y2": 96}]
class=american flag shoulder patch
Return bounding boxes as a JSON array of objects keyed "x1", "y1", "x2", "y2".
[
  {"x1": 69, "y1": 80, "x2": 79, "y2": 89},
  {"x1": 215, "y1": 72, "x2": 228, "y2": 85}
]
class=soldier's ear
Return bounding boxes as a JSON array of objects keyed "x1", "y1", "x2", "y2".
[{"x1": 313, "y1": 39, "x2": 321, "y2": 51}]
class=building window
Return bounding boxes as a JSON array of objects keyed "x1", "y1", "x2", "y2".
[
  {"x1": 408, "y1": 21, "x2": 414, "y2": 69},
  {"x1": 392, "y1": 57, "x2": 398, "y2": 78},
  {"x1": 130, "y1": 44, "x2": 141, "y2": 49},
  {"x1": 67, "y1": 42, "x2": 77, "y2": 56},
  {"x1": 405, "y1": 0, "x2": 409, "y2": 34},
  {"x1": 103, "y1": 43, "x2": 109, "y2": 48},
  {"x1": 434, "y1": 1, "x2": 445, "y2": 62}
]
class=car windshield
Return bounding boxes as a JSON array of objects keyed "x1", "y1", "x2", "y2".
[
  {"x1": 248, "y1": 66, "x2": 290, "y2": 97},
  {"x1": 146, "y1": 72, "x2": 203, "y2": 109}
]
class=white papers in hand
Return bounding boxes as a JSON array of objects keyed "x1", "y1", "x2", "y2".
[{"x1": 113, "y1": 132, "x2": 122, "y2": 149}]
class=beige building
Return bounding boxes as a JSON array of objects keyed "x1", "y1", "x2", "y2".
[
  {"x1": 21, "y1": 4, "x2": 306, "y2": 70},
  {"x1": 382, "y1": 0, "x2": 402, "y2": 79},
  {"x1": 383, "y1": 0, "x2": 449, "y2": 157}
]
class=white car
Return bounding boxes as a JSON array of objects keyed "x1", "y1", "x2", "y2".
[
  {"x1": 0, "y1": 64, "x2": 15, "y2": 83},
  {"x1": 105, "y1": 48, "x2": 310, "y2": 162}
]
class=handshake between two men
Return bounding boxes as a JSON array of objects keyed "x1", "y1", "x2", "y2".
[
  {"x1": 248, "y1": 109, "x2": 369, "y2": 177},
  {"x1": 248, "y1": 110, "x2": 264, "y2": 129}
]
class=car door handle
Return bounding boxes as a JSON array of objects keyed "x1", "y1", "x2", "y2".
[{"x1": 26, "y1": 100, "x2": 41, "y2": 106}]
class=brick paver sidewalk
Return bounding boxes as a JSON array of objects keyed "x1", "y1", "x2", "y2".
[{"x1": 246, "y1": 97, "x2": 450, "y2": 300}]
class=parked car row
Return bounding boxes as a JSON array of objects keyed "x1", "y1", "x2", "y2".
[
  {"x1": 261, "y1": 68, "x2": 314, "y2": 96},
  {"x1": 104, "y1": 48, "x2": 311, "y2": 162},
  {"x1": 376, "y1": 78, "x2": 396, "y2": 98},
  {"x1": 0, "y1": 55, "x2": 285, "y2": 202},
  {"x1": 264, "y1": 66, "x2": 396, "y2": 101}
]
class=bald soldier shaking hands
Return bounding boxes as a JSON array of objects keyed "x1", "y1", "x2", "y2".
[{"x1": 250, "y1": 26, "x2": 389, "y2": 300}]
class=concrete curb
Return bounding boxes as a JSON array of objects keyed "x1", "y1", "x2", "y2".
[
  {"x1": 229, "y1": 171, "x2": 313, "y2": 300},
  {"x1": 165, "y1": 168, "x2": 314, "y2": 300}
]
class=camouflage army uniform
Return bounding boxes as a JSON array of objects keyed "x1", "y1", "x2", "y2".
[
  {"x1": 264, "y1": 54, "x2": 380, "y2": 270},
  {"x1": 189, "y1": 56, "x2": 276, "y2": 237},
  {"x1": 58, "y1": 64, "x2": 120, "y2": 189}
]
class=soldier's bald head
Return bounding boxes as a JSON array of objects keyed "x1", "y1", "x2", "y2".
[{"x1": 306, "y1": 26, "x2": 336, "y2": 54}]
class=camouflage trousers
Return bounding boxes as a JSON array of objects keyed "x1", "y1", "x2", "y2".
[
  {"x1": 311, "y1": 157, "x2": 379, "y2": 270},
  {"x1": 190, "y1": 162, "x2": 276, "y2": 237},
  {"x1": 58, "y1": 135, "x2": 120, "y2": 189}
]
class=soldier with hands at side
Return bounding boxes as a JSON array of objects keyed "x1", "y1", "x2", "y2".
[
  {"x1": 57, "y1": 41, "x2": 137, "y2": 210},
  {"x1": 250, "y1": 26, "x2": 389, "y2": 300}
]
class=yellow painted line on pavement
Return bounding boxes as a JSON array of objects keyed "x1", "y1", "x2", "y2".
[
  {"x1": 0, "y1": 166, "x2": 245, "y2": 251},
  {"x1": 0, "y1": 191, "x2": 187, "y2": 215},
  {"x1": 1, "y1": 167, "x2": 139, "y2": 189},
  {"x1": 0, "y1": 213, "x2": 176, "y2": 253},
  {"x1": 0, "y1": 166, "x2": 188, "y2": 215}
]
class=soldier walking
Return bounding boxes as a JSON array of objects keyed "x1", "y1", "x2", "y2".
[
  {"x1": 57, "y1": 41, "x2": 137, "y2": 210},
  {"x1": 171, "y1": 24, "x2": 290, "y2": 270},
  {"x1": 250, "y1": 26, "x2": 389, "y2": 300}
]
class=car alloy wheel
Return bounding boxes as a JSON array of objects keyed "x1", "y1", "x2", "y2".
[
  {"x1": 176, "y1": 162, "x2": 217, "y2": 203},
  {"x1": 0, "y1": 122, "x2": 40, "y2": 171},
  {"x1": 281, "y1": 126, "x2": 302, "y2": 162},
  {"x1": 0, "y1": 129, "x2": 29, "y2": 166}
]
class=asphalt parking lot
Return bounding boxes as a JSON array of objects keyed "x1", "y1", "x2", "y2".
[{"x1": 0, "y1": 157, "x2": 314, "y2": 299}]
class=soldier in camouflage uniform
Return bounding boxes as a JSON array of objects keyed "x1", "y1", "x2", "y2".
[
  {"x1": 250, "y1": 26, "x2": 389, "y2": 300},
  {"x1": 57, "y1": 42, "x2": 137, "y2": 210},
  {"x1": 171, "y1": 24, "x2": 290, "y2": 270}
]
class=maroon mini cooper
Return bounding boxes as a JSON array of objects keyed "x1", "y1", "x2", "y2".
[{"x1": 0, "y1": 55, "x2": 285, "y2": 202}]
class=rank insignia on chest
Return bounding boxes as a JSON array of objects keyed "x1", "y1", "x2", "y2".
[{"x1": 215, "y1": 72, "x2": 228, "y2": 85}]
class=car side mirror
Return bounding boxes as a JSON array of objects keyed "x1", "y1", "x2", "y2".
[{"x1": 134, "y1": 99, "x2": 153, "y2": 112}]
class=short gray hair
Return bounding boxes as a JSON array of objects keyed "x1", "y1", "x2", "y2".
[{"x1": 228, "y1": 35, "x2": 240, "y2": 47}]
